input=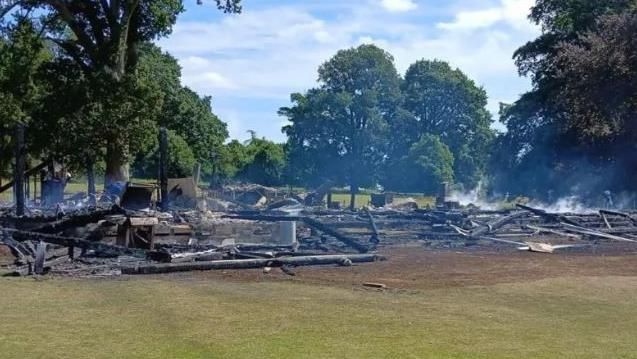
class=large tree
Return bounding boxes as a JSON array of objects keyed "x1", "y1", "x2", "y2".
[
  {"x1": 397, "y1": 60, "x2": 493, "y2": 190},
  {"x1": 0, "y1": 0, "x2": 241, "y2": 185},
  {"x1": 492, "y1": 0, "x2": 636, "y2": 198},
  {"x1": 281, "y1": 44, "x2": 401, "y2": 209},
  {"x1": 0, "y1": 17, "x2": 50, "y2": 183}
]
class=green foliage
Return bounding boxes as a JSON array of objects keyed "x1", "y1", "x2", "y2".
[
  {"x1": 0, "y1": 18, "x2": 49, "y2": 126},
  {"x1": 282, "y1": 48, "x2": 491, "y2": 194},
  {"x1": 492, "y1": 1, "x2": 637, "y2": 198},
  {"x1": 399, "y1": 60, "x2": 493, "y2": 189},
  {"x1": 236, "y1": 137, "x2": 286, "y2": 186},
  {"x1": 0, "y1": 1, "x2": 241, "y2": 183},
  {"x1": 134, "y1": 130, "x2": 195, "y2": 179},
  {"x1": 135, "y1": 43, "x2": 228, "y2": 178},
  {"x1": 282, "y1": 44, "x2": 401, "y2": 194},
  {"x1": 0, "y1": 17, "x2": 50, "y2": 176},
  {"x1": 386, "y1": 134, "x2": 454, "y2": 193}
]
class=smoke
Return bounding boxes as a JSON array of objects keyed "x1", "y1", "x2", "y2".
[
  {"x1": 448, "y1": 182, "x2": 500, "y2": 210},
  {"x1": 527, "y1": 196, "x2": 595, "y2": 214}
]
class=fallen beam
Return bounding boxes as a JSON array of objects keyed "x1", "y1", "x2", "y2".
[
  {"x1": 516, "y1": 204, "x2": 581, "y2": 226},
  {"x1": 122, "y1": 254, "x2": 385, "y2": 275},
  {"x1": 599, "y1": 209, "x2": 637, "y2": 224},
  {"x1": 364, "y1": 208, "x2": 380, "y2": 244},
  {"x1": 471, "y1": 210, "x2": 528, "y2": 237},
  {"x1": 0, "y1": 162, "x2": 47, "y2": 194},
  {"x1": 29, "y1": 207, "x2": 123, "y2": 234},
  {"x1": 524, "y1": 225, "x2": 582, "y2": 240},
  {"x1": 560, "y1": 223, "x2": 637, "y2": 243},
  {"x1": 1, "y1": 227, "x2": 148, "y2": 258}
]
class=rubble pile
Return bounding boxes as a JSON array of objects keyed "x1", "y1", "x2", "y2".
[{"x1": 2, "y1": 182, "x2": 637, "y2": 278}]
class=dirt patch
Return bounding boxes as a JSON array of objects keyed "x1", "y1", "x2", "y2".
[{"x1": 176, "y1": 244, "x2": 637, "y2": 290}]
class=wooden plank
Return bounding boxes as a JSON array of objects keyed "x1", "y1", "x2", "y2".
[{"x1": 129, "y1": 217, "x2": 159, "y2": 226}]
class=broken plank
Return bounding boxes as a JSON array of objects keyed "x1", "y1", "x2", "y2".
[{"x1": 560, "y1": 223, "x2": 637, "y2": 243}]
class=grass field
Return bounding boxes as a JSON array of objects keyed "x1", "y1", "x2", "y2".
[
  {"x1": 1, "y1": 179, "x2": 434, "y2": 209},
  {"x1": 331, "y1": 193, "x2": 435, "y2": 209},
  {"x1": 0, "y1": 274, "x2": 635, "y2": 358}
]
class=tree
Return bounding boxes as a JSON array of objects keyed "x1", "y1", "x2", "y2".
[
  {"x1": 136, "y1": 44, "x2": 228, "y2": 178},
  {"x1": 399, "y1": 60, "x2": 493, "y2": 189},
  {"x1": 551, "y1": 12, "x2": 637, "y2": 191},
  {"x1": 1, "y1": 0, "x2": 242, "y2": 185},
  {"x1": 236, "y1": 136, "x2": 286, "y2": 186},
  {"x1": 409, "y1": 134, "x2": 454, "y2": 191},
  {"x1": 0, "y1": 17, "x2": 50, "y2": 183},
  {"x1": 282, "y1": 44, "x2": 401, "y2": 210},
  {"x1": 134, "y1": 129, "x2": 195, "y2": 178},
  {"x1": 491, "y1": 0, "x2": 637, "y2": 198},
  {"x1": 387, "y1": 134, "x2": 454, "y2": 193}
]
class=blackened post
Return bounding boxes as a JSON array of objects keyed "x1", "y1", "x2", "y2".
[
  {"x1": 14, "y1": 123, "x2": 25, "y2": 216},
  {"x1": 159, "y1": 127, "x2": 168, "y2": 210},
  {"x1": 86, "y1": 159, "x2": 96, "y2": 206}
]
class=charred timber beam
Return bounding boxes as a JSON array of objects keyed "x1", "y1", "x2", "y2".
[
  {"x1": 560, "y1": 223, "x2": 637, "y2": 243},
  {"x1": 2, "y1": 227, "x2": 148, "y2": 258},
  {"x1": 599, "y1": 209, "x2": 637, "y2": 224},
  {"x1": 159, "y1": 127, "x2": 168, "y2": 210},
  {"x1": 122, "y1": 254, "x2": 385, "y2": 275},
  {"x1": 0, "y1": 162, "x2": 47, "y2": 194},
  {"x1": 516, "y1": 204, "x2": 581, "y2": 226},
  {"x1": 471, "y1": 211, "x2": 529, "y2": 237},
  {"x1": 14, "y1": 124, "x2": 25, "y2": 216},
  {"x1": 29, "y1": 207, "x2": 124, "y2": 234},
  {"x1": 364, "y1": 208, "x2": 379, "y2": 244}
]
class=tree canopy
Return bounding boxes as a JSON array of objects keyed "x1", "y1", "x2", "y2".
[
  {"x1": 492, "y1": 0, "x2": 637, "y2": 199},
  {"x1": 0, "y1": 0, "x2": 241, "y2": 184}
]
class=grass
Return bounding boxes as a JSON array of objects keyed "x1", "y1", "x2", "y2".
[
  {"x1": 331, "y1": 193, "x2": 435, "y2": 209},
  {"x1": 0, "y1": 275, "x2": 635, "y2": 358},
  {"x1": 0, "y1": 178, "x2": 157, "y2": 203}
]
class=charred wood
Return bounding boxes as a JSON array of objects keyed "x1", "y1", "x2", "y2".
[{"x1": 121, "y1": 254, "x2": 385, "y2": 275}]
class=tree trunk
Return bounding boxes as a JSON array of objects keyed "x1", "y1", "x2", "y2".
[{"x1": 105, "y1": 144, "x2": 129, "y2": 187}]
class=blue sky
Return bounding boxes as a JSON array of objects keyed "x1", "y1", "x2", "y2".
[{"x1": 159, "y1": 0, "x2": 540, "y2": 142}]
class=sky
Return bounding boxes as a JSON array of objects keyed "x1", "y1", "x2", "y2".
[{"x1": 159, "y1": 0, "x2": 541, "y2": 142}]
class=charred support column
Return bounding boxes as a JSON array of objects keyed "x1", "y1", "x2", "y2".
[
  {"x1": 14, "y1": 123, "x2": 25, "y2": 216},
  {"x1": 436, "y1": 181, "x2": 449, "y2": 208},
  {"x1": 159, "y1": 127, "x2": 168, "y2": 210},
  {"x1": 86, "y1": 159, "x2": 96, "y2": 206}
]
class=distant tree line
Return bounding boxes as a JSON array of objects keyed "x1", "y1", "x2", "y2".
[
  {"x1": 280, "y1": 45, "x2": 494, "y2": 208},
  {"x1": 2, "y1": 0, "x2": 637, "y2": 206}
]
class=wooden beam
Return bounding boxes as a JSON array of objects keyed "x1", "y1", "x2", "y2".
[{"x1": 122, "y1": 254, "x2": 385, "y2": 275}]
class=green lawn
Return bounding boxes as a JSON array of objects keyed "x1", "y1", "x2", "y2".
[
  {"x1": 0, "y1": 275, "x2": 635, "y2": 358},
  {"x1": 331, "y1": 193, "x2": 435, "y2": 209},
  {"x1": 0, "y1": 179, "x2": 157, "y2": 202}
]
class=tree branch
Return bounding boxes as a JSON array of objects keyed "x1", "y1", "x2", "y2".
[{"x1": 44, "y1": 0, "x2": 99, "y2": 62}]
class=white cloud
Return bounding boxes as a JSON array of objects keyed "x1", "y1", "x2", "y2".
[
  {"x1": 380, "y1": 0, "x2": 418, "y2": 13},
  {"x1": 160, "y1": 1, "x2": 539, "y2": 141},
  {"x1": 438, "y1": 0, "x2": 535, "y2": 31}
]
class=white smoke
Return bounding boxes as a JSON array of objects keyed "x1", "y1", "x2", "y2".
[
  {"x1": 528, "y1": 196, "x2": 595, "y2": 214},
  {"x1": 448, "y1": 182, "x2": 501, "y2": 210}
]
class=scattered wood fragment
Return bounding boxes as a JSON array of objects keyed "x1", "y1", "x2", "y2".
[
  {"x1": 560, "y1": 223, "x2": 637, "y2": 243},
  {"x1": 524, "y1": 225, "x2": 582, "y2": 240},
  {"x1": 362, "y1": 282, "x2": 386, "y2": 289}
]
